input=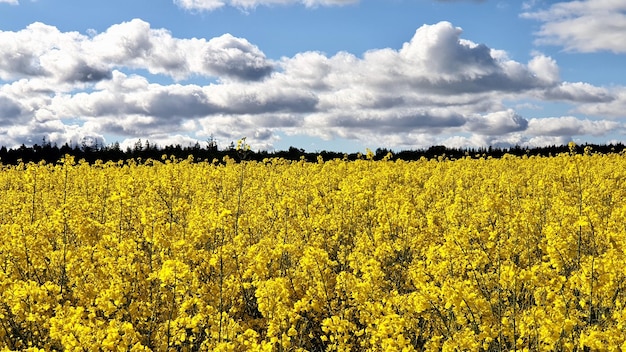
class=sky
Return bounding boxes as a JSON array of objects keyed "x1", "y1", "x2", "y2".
[{"x1": 0, "y1": 0, "x2": 625, "y2": 152}]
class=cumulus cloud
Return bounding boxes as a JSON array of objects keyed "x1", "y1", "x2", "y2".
[
  {"x1": 527, "y1": 54, "x2": 559, "y2": 85},
  {"x1": 391, "y1": 22, "x2": 558, "y2": 92},
  {"x1": 0, "y1": 0, "x2": 18, "y2": 4},
  {"x1": 59, "y1": 70, "x2": 317, "y2": 117},
  {"x1": 526, "y1": 117, "x2": 622, "y2": 137},
  {"x1": 0, "y1": 18, "x2": 623, "y2": 149},
  {"x1": 0, "y1": 19, "x2": 273, "y2": 87},
  {"x1": 574, "y1": 88, "x2": 626, "y2": 118},
  {"x1": 399, "y1": 23, "x2": 500, "y2": 79},
  {"x1": 0, "y1": 95, "x2": 23, "y2": 122},
  {"x1": 174, "y1": 0, "x2": 358, "y2": 12},
  {"x1": 259, "y1": 21, "x2": 567, "y2": 144},
  {"x1": 466, "y1": 110, "x2": 529, "y2": 135},
  {"x1": 543, "y1": 82, "x2": 614, "y2": 103},
  {"x1": 522, "y1": 0, "x2": 626, "y2": 53},
  {"x1": 0, "y1": 118, "x2": 105, "y2": 148},
  {"x1": 88, "y1": 19, "x2": 273, "y2": 81},
  {"x1": 201, "y1": 34, "x2": 274, "y2": 81}
]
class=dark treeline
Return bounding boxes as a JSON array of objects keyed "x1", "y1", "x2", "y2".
[{"x1": 1, "y1": 139, "x2": 625, "y2": 165}]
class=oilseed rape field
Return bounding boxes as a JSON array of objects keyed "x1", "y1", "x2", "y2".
[{"x1": 1, "y1": 147, "x2": 626, "y2": 351}]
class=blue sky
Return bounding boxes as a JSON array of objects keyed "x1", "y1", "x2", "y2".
[{"x1": 0, "y1": 0, "x2": 625, "y2": 152}]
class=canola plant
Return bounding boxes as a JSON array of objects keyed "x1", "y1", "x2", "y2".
[{"x1": 0, "y1": 146, "x2": 625, "y2": 351}]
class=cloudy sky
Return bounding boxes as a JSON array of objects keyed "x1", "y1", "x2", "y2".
[{"x1": 0, "y1": 0, "x2": 625, "y2": 152}]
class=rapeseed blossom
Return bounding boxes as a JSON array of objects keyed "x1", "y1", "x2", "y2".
[{"x1": 0, "y1": 151, "x2": 624, "y2": 350}]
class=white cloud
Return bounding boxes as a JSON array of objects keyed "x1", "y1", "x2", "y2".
[
  {"x1": 0, "y1": 0, "x2": 18, "y2": 4},
  {"x1": 526, "y1": 116, "x2": 622, "y2": 136},
  {"x1": 0, "y1": 95, "x2": 23, "y2": 122},
  {"x1": 527, "y1": 54, "x2": 559, "y2": 84},
  {"x1": 575, "y1": 87, "x2": 626, "y2": 118},
  {"x1": 88, "y1": 19, "x2": 273, "y2": 81},
  {"x1": 543, "y1": 81, "x2": 613, "y2": 103},
  {"x1": 0, "y1": 19, "x2": 623, "y2": 150},
  {"x1": 174, "y1": 0, "x2": 225, "y2": 11},
  {"x1": 201, "y1": 34, "x2": 274, "y2": 81},
  {"x1": 0, "y1": 19, "x2": 273, "y2": 87},
  {"x1": 524, "y1": 135, "x2": 572, "y2": 148},
  {"x1": 173, "y1": 0, "x2": 358, "y2": 12},
  {"x1": 466, "y1": 110, "x2": 528, "y2": 135},
  {"x1": 0, "y1": 118, "x2": 105, "y2": 148},
  {"x1": 522, "y1": 0, "x2": 626, "y2": 53},
  {"x1": 261, "y1": 21, "x2": 562, "y2": 143},
  {"x1": 399, "y1": 22, "x2": 501, "y2": 80}
]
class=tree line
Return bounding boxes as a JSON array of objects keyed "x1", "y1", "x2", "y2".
[{"x1": 0, "y1": 139, "x2": 625, "y2": 165}]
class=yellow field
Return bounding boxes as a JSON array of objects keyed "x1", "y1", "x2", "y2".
[{"x1": 1, "y1": 148, "x2": 625, "y2": 351}]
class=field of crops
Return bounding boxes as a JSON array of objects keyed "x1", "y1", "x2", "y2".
[{"x1": 1, "y1": 147, "x2": 625, "y2": 351}]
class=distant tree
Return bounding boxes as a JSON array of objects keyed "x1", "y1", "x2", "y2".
[
  {"x1": 207, "y1": 135, "x2": 218, "y2": 152},
  {"x1": 133, "y1": 139, "x2": 143, "y2": 153},
  {"x1": 111, "y1": 141, "x2": 121, "y2": 152}
]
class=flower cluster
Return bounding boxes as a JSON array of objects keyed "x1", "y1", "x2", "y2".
[{"x1": 0, "y1": 150, "x2": 625, "y2": 350}]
